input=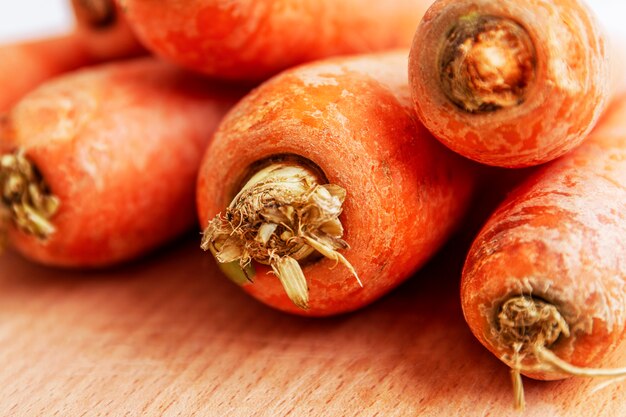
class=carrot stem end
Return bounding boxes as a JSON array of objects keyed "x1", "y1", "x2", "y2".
[
  {"x1": 201, "y1": 162, "x2": 359, "y2": 309},
  {"x1": 72, "y1": 0, "x2": 117, "y2": 29},
  {"x1": 0, "y1": 149, "x2": 59, "y2": 241},
  {"x1": 439, "y1": 14, "x2": 536, "y2": 113},
  {"x1": 496, "y1": 295, "x2": 626, "y2": 408}
]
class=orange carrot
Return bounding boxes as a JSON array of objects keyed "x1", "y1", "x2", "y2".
[
  {"x1": 0, "y1": 0, "x2": 143, "y2": 113},
  {"x1": 196, "y1": 51, "x2": 476, "y2": 316},
  {"x1": 0, "y1": 35, "x2": 90, "y2": 113},
  {"x1": 461, "y1": 93, "x2": 626, "y2": 409},
  {"x1": 119, "y1": 0, "x2": 433, "y2": 80},
  {"x1": 70, "y1": 0, "x2": 144, "y2": 61},
  {"x1": 0, "y1": 58, "x2": 243, "y2": 267},
  {"x1": 409, "y1": 0, "x2": 610, "y2": 167}
]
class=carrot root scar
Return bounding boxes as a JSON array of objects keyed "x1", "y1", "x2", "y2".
[
  {"x1": 440, "y1": 14, "x2": 536, "y2": 113},
  {"x1": 201, "y1": 161, "x2": 361, "y2": 310},
  {"x1": 72, "y1": 0, "x2": 117, "y2": 29},
  {"x1": 0, "y1": 149, "x2": 59, "y2": 241},
  {"x1": 497, "y1": 296, "x2": 626, "y2": 410}
]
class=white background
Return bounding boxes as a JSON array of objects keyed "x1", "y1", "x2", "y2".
[
  {"x1": 0, "y1": 0, "x2": 626, "y2": 42},
  {"x1": 0, "y1": 0, "x2": 74, "y2": 41}
]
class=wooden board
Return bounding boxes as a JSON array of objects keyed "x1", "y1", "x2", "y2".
[{"x1": 0, "y1": 235, "x2": 625, "y2": 417}]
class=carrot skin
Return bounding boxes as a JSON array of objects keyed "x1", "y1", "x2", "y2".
[
  {"x1": 461, "y1": 94, "x2": 626, "y2": 380},
  {"x1": 0, "y1": 36, "x2": 91, "y2": 113},
  {"x1": 197, "y1": 51, "x2": 477, "y2": 316},
  {"x1": 1, "y1": 58, "x2": 243, "y2": 267},
  {"x1": 409, "y1": 0, "x2": 610, "y2": 167},
  {"x1": 0, "y1": 0, "x2": 143, "y2": 113},
  {"x1": 120, "y1": 0, "x2": 433, "y2": 80}
]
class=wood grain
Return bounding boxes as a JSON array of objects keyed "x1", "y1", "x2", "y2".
[{"x1": 0, "y1": 235, "x2": 624, "y2": 417}]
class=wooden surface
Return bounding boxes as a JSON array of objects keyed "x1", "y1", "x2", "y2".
[{"x1": 1, "y1": 235, "x2": 625, "y2": 417}]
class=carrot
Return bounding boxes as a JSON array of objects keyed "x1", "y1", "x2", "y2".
[
  {"x1": 70, "y1": 0, "x2": 144, "y2": 61},
  {"x1": 119, "y1": 0, "x2": 433, "y2": 80},
  {"x1": 0, "y1": 36, "x2": 89, "y2": 113},
  {"x1": 0, "y1": 58, "x2": 243, "y2": 267},
  {"x1": 461, "y1": 93, "x2": 626, "y2": 409},
  {"x1": 0, "y1": 0, "x2": 143, "y2": 113},
  {"x1": 408, "y1": 0, "x2": 610, "y2": 168},
  {"x1": 456, "y1": 165, "x2": 538, "y2": 248},
  {"x1": 196, "y1": 50, "x2": 477, "y2": 316}
]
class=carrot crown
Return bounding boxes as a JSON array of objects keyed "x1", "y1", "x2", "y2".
[
  {"x1": 497, "y1": 296, "x2": 569, "y2": 356},
  {"x1": 0, "y1": 149, "x2": 59, "y2": 240},
  {"x1": 439, "y1": 14, "x2": 535, "y2": 113},
  {"x1": 201, "y1": 161, "x2": 361, "y2": 310},
  {"x1": 73, "y1": 0, "x2": 117, "y2": 29},
  {"x1": 496, "y1": 296, "x2": 626, "y2": 410}
]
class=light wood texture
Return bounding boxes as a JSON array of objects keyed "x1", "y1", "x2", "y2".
[{"x1": 0, "y1": 236, "x2": 625, "y2": 417}]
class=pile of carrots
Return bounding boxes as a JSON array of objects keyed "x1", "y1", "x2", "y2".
[{"x1": 1, "y1": 0, "x2": 625, "y2": 410}]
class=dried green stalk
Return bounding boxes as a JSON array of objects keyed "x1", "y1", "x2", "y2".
[
  {"x1": 0, "y1": 149, "x2": 60, "y2": 241},
  {"x1": 201, "y1": 162, "x2": 361, "y2": 310}
]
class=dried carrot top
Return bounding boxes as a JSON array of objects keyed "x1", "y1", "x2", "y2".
[
  {"x1": 0, "y1": 149, "x2": 59, "y2": 240},
  {"x1": 202, "y1": 162, "x2": 360, "y2": 309},
  {"x1": 493, "y1": 296, "x2": 626, "y2": 409}
]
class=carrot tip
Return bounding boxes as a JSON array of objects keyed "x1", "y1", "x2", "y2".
[
  {"x1": 0, "y1": 149, "x2": 59, "y2": 240},
  {"x1": 73, "y1": 0, "x2": 117, "y2": 29},
  {"x1": 439, "y1": 14, "x2": 535, "y2": 113},
  {"x1": 201, "y1": 160, "x2": 359, "y2": 309}
]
